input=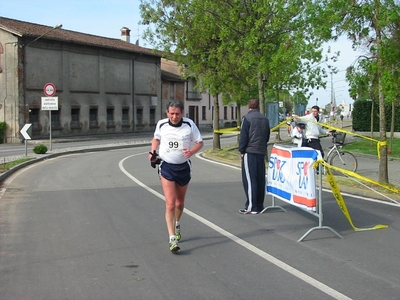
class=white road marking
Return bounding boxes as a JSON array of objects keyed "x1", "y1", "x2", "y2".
[{"x1": 119, "y1": 153, "x2": 352, "y2": 300}]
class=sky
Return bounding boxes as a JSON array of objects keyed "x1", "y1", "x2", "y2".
[{"x1": 1, "y1": 0, "x2": 364, "y2": 109}]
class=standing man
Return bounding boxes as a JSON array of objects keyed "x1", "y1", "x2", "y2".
[
  {"x1": 149, "y1": 100, "x2": 203, "y2": 253},
  {"x1": 294, "y1": 105, "x2": 331, "y2": 158},
  {"x1": 238, "y1": 99, "x2": 270, "y2": 214}
]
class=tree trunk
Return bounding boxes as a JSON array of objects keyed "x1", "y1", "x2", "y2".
[
  {"x1": 377, "y1": 80, "x2": 388, "y2": 183},
  {"x1": 375, "y1": 15, "x2": 389, "y2": 183},
  {"x1": 370, "y1": 100, "x2": 374, "y2": 147},
  {"x1": 236, "y1": 103, "x2": 242, "y2": 145},
  {"x1": 212, "y1": 94, "x2": 221, "y2": 149},
  {"x1": 388, "y1": 101, "x2": 394, "y2": 155},
  {"x1": 258, "y1": 71, "x2": 265, "y2": 114}
]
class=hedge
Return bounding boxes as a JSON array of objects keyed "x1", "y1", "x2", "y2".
[{"x1": 352, "y1": 100, "x2": 400, "y2": 132}]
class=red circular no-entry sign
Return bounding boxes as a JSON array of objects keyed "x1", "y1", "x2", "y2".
[{"x1": 43, "y1": 83, "x2": 56, "y2": 97}]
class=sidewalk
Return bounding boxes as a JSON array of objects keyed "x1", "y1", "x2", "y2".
[{"x1": 1, "y1": 127, "x2": 399, "y2": 202}]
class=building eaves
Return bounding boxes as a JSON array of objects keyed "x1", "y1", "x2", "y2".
[
  {"x1": 0, "y1": 16, "x2": 162, "y2": 57},
  {"x1": 161, "y1": 70, "x2": 187, "y2": 82}
]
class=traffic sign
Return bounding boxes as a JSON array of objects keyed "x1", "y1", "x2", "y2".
[
  {"x1": 41, "y1": 97, "x2": 59, "y2": 110},
  {"x1": 20, "y1": 123, "x2": 32, "y2": 140},
  {"x1": 44, "y1": 83, "x2": 56, "y2": 97}
]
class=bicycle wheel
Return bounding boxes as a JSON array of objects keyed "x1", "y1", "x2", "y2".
[{"x1": 329, "y1": 150, "x2": 358, "y2": 175}]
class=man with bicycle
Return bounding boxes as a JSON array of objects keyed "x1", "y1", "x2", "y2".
[{"x1": 294, "y1": 105, "x2": 332, "y2": 158}]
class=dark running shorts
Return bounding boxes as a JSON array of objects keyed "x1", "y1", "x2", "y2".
[{"x1": 159, "y1": 160, "x2": 192, "y2": 186}]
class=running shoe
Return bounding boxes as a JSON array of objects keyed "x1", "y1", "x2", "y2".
[
  {"x1": 239, "y1": 209, "x2": 259, "y2": 215},
  {"x1": 169, "y1": 237, "x2": 180, "y2": 254},
  {"x1": 175, "y1": 224, "x2": 181, "y2": 241}
]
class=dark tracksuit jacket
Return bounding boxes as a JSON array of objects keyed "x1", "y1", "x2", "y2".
[{"x1": 238, "y1": 109, "x2": 270, "y2": 212}]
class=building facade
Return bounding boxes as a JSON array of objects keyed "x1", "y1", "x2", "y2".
[
  {"x1": 160, "y1": 59, "x2": 245, "y2": 130},
  {"x1": 0, "y1": 17, "x2": 244, "y2": 143},
  {"x1": 0, "y1": 17, "x2": 162, "y2": 143}
]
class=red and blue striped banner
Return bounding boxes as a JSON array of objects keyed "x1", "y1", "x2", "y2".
[{"x1": 267, "y1": 144, "x2": 322, "y2": 211}]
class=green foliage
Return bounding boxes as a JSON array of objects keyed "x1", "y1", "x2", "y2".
[
  {"x1": 33, "y1": 144, "x2": 48, "y2": 154},
  {"x1": 140, "y1": 0, "x2": 335, "y2": 112},
  {"x1": 0, "y1": 122, "x2": 6, "y2": 144},
  {"x1": 353, "y1": 100, "x2": 400, "y2": 132}
]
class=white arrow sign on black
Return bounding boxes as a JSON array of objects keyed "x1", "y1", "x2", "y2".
[{"x1": 20, "y1": 123, "x2": 32, "y2": 140}]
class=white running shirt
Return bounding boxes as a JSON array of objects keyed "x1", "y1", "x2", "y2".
[{"x1": 154, "y1": 117, "x2": 203, "y2": 164}]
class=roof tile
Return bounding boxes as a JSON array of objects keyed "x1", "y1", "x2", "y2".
[{"x1": 0, "y1": 16, "x2": 161, "y2": 57}]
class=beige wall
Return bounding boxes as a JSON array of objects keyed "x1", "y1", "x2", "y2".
[{"x1": 0, "y1": 29, "x2": 162, "y2": 142}]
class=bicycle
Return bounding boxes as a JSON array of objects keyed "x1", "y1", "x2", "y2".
[{"x1": 325, "y1": 130, "x2": 358, "y2": 175}]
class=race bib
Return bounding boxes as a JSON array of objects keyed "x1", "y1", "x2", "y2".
[{"x1": 167, "y1": 138, "x2": 183, "y2": 151}]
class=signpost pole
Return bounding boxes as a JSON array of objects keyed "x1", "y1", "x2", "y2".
[
  {"x1": 43, "y1": 83, "x2": 57, "y2": 152},
  {"x1": 49, "y1": 112, "x2": 52, "y2": 151},
  {"x1": 20, "y1": 123, "x2": 32, "y2": 156}
]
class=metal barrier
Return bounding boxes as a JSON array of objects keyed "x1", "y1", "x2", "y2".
[{"x1": 263, "y1": 144, "x2": 342, "y2": 242}]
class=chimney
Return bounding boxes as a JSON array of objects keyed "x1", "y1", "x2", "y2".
[{"x1": 120, "y1": 27, "x2": 131, "y2": 43}]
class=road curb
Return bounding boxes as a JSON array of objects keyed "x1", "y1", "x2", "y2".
[{"x1": 0, "y1": 135, "x2": 216, "y2": 184}]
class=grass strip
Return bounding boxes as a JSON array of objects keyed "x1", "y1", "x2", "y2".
[{"x1": 0, "y1": 158, "x2": 33, "y2": 173}]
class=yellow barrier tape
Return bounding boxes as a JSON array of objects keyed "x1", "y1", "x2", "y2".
[
  {"x1": 315, "y1": 121, "x2": 379, "y2": 143},
  {"x1": 293, "y1": 119, "x2": 388, "y2": 159},
  {"x1": 216, "y1": 119, "x2": 387, "y2": 159},
  {"x1": 271, "y1": 119, "x2": 291, "y2": 132},
  {"x1": 318, "y1": 160, "x2": 388, "y2": 231},
  {"x1": 376, "y1": 141, "x2": 387, "y2": 159},
  {"x1": 213, "y1": 126, "x2": 241, "y2": 134},
  {"x1": 323, "y1": 162, "x2": 400, "y2": 194}
]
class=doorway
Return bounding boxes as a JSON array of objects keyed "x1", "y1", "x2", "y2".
[{"x1": 188, "y1": 105, "x2": 199, "y2": 125}]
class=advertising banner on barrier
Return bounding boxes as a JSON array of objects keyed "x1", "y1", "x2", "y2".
[{"x1": 267, "y1": 144, "x2": 321, "y2": 211}]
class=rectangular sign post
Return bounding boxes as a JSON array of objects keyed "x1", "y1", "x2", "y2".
[
  {"x1": 41, "y1": 96, "x2": 58, "y2": 151},
  {"x1": 20, "y1": 123, "x2": 32, "y2": 156}
]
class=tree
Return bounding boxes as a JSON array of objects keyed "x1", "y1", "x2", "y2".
[
  {"x1": 333, "y1": 0, "x2": 400, "y2": 183},
  {"x1": 140, "y1": 0, "x2": 338, "y2": 148},
  {"x1": 140, "y1": 0, "x2": 229, "y2": 148}
]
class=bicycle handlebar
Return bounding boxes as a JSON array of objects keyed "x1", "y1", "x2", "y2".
[{"x1": 329, "y1": 130, "x2": 337, "y2": 138}]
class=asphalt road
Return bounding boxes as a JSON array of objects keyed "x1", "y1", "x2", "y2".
[
  {"x1": 2, "y1": 129, "x2": 399, "y2": 192},
  {"x1": 0, "y1": 134, "x2": 154, "y2": 160},
  {"x1": 1, "y1": 138, "x2": 400, "y2": 299}
]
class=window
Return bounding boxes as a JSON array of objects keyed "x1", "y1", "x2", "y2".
[
  {"x1": 224, "y1": 106, "x2": 228, "y2": 120},
  {"x1": 150, "y1": 108, "x2": 155, "y2": 125},
  {"x1": 169, "y1": 83, "x2": 175, "y2": 100},
  {"x1": 89, "y1": 108, "x2": 98, "y2": 127},
  {"x1": 122, "y1": 108, "x2": 129, "y2": 126},
  {"x1": 231, "y1": 107, "x2": 234, "y2": 119},
  {"x1": 202, "y1": 106, "x2": 206, "y2": 120},
  {"x1": 71, "y1": 108, "x2": 80, "y2": 128},
  {"x1": 51, "y1": 110, "x2": 60, "y2": 129},
  {"x1": 30, "y1": 108, "x2": 40, "y2": 130},
  {"x1": 107, "y1": 108, "x2": 114, "y2": 126},
  {"x1": 137, "y1": 108, "x2": 143, "y2": 125}
]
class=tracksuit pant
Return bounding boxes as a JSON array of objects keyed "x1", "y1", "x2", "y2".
[
  {"x1": 241, "y1": 152, "x2": 266, "y2": 212},
  {"x1": 305, "y1": 138, "x2": 325, "y2": 158}
]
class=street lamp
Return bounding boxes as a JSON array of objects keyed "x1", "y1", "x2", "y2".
[
  {"x1": 24, "y1": 24, "x2": 62, "y2": 47},
  {"x1": 21, "y1": 23, "x2": 62, "y2": 145}
]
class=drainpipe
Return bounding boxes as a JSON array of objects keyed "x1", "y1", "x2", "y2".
[{"x1": 2, "y1": 42, "x2": 18, "y2": 143}]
